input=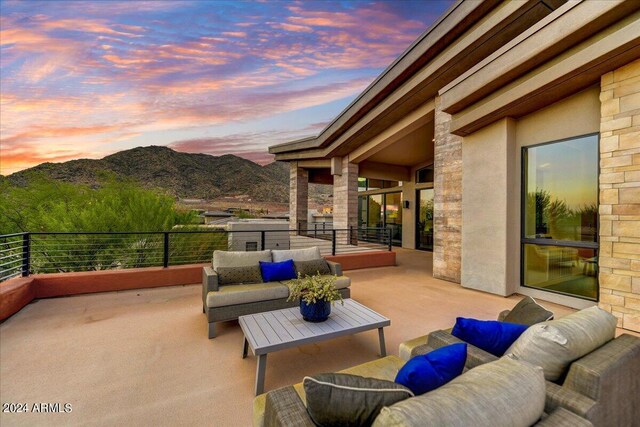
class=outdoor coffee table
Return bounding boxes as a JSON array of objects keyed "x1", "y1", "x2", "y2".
[{"x1": 239, "y1": 298, "x2": 390, "y2": 395}]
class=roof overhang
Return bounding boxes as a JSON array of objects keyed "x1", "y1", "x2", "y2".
[
  {"x1": 445, "y1": 4, "x2": 640, "y2": 136},
  {"x1": 270, "y1": 0, "x2": 568, "y2": 162}
]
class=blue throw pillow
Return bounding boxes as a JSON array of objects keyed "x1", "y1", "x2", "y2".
[
  {"x1": 259, "y1": 259, "x2": 297, "y2": 282},
  {"x1": 451, "y1": 317, "x2": 528, "y2": 357},
  {"x1": 395, "y1": 343, "x2": 467, "y2": 395}
]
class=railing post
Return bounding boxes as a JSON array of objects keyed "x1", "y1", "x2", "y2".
[
  {"x1": 163, "y1": 232, "x2": 169, "y2": 268},
  {"x1": 332, "y1": 230, "x2": 336, "y2": 256},
  {"x1": 261, "y1": 231, "x2": 266, "y2": 251},
  {"x1": 388, "y1": 228, "x2": 392, "y2": 251},
  {"x1": 22, "y1": 233, "x2": 30, "y2": 277}
]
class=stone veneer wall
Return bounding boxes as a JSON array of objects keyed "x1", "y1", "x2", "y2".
[
  {"x1": 598, "y1": 59, "x2": 640, "y2": 332},
  {"x1": 289, "y1": 163, "x2": 308, "y2": 231},
  {"x1": 433, "y1": 96, "x2": 462, "y2": 283},
  {"x1": 332, "y1": 161, "x2": 358, "y2": 239}
]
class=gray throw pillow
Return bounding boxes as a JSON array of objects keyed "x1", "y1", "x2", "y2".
[
  {"x1": 505, "y1": 306, "x2": 617, "y2": 381},
  {"x1": 374, "y1": 357, "x2": 545, "y2": 427},
  {"x1": 503, "y1": 296, "x2": 554, "y2": 326},
  {"x1": 304, "y1": 374, "x2": 413, "y2": 427},
  {"x1": 216, "y1": 265, "x2": 263, "y2": 285},
  {"x1": 294, "y1": 259, "x2": 330, "y2": 277}
]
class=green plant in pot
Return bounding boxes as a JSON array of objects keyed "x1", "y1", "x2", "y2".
[{"x1": 287, "y1": 273, "x2": 343, "y2": 322}]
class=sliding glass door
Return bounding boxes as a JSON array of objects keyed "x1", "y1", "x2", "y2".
[
  {"x1": 357, "y1": 192, "x2": 402, "y2": 246},
  {"x1": 521, "y1": 134, "x2": 599, "y2": 300},
  {"x1": 385, "y1": 192, "x2": 402, "y2": 246},
  {"x1": 416, "y1": 188, "x2": 434, "y2": 251}
]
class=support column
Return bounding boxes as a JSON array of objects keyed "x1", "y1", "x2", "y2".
[
  {"x1": 433, "y1": 96, "x2": 462, "y2": 283},
  {"x1": 290, "y1": 162, "x2": 308, "y2": 232},
  {"x1": 598, "y1": 59, "x2": 640, "y2": 332},
  {"x1": 333, "y1": 159, "x2": 358, "y2": 243},
  {"x1": 461, "y1": 118, "x2": 517, "y2": 295}
]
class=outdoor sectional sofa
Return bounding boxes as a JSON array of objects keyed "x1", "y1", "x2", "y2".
[
  {"x1": 400, "y1": 330, "x2": 640, "y2": 427},
  {"x1": 254, "y1": 305, "x2": 640, "y2": 427},
  {"x1": 202, "y1": 247, "x2": 350, "y2": 338}
]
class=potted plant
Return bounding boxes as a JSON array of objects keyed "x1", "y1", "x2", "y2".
[{"x1": 287, "y1": 273, "x2": 343, "y2": 322}]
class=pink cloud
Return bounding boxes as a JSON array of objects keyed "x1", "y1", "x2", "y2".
[
  {"x1": 221, "y1": 31, "x2": 247, "y2": 38},
  {"x1": 1, "y1": 0, "x2": 447, "y2": 173}
]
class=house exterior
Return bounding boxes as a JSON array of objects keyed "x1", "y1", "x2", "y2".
[{"x1": 269, "y1": 0, "x2": 640, "y2": 331}]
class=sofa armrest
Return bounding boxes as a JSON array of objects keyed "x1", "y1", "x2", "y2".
[
  {"x1": 398, "y1": 334, "x2": 428, "y2": 361},
  {"x1": 535, "y1": 407, "x2": 593, "y2": 427},
  {"x1": 202, "y1": 267, "x2": 219, "y2": 303},
  {"x1": 561, "y1": 334, "x2": 640, "y2": 426},
  {"x1": 326, "y1": 260, "x2": 343, "y2": 276},
  {"x1": 564, "y1": 334, "x2": 640, "y2": 399},
  {"x1": 427, "y1": 330, "x2": 498, "y2": 368},
  {"x1": 544, "y1": 381, "x2": 596, "y2": 420},
  {"x1": 497, "y1": 309, "x2": 511, "y2": 321},
  {"x1": 264, "y1": 386, "x2": 315, "y2": 427}
]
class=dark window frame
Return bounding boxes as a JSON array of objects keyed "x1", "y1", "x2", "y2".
[{"x1": 520, "y1": 132, "x2": 600, "y2": 302}]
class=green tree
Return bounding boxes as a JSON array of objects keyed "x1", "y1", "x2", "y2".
[{"x1": 0, "y1": 174, "x2": 222, "y2": 273}]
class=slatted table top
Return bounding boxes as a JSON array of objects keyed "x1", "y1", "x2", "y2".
[{"x1": 239, "y1": 299, "x2": 390, "y2": 355}]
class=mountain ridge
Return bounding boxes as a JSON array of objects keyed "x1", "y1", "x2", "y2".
[{"x1": 6, "y1": 146, "x2": 295, "y2": 203}]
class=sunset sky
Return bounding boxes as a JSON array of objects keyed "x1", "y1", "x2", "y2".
[{"x1": 0, "y1": 0, "x2": 453, "y2": 175}]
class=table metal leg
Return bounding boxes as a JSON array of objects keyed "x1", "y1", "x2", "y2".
[
  {"x1": 255, "y1": 354, "x2": 267, "y2": 396},
  {"x1": 378, "y1": 328, "x2": 387, "y2": 357},
  {"x1": 242, "y1": 338, "x2": 249, "y2": 359}
]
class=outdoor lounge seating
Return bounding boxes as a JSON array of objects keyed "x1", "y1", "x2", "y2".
[
  {"x1": 202, "y1": 247, "x2": 350, "y2": 338},
  {"x1": 254, "y1": 347, "x2": 592, "y2": 427},
  {"x1": 255, "y1": 301, "x2": 639, "y2": 427},
  {"x1": 400, "y1": 310, "x2": 640, "y2": 427}
]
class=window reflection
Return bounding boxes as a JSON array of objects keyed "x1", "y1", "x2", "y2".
[
  {"x1": 524, "y1": 136, "x2": 598, "y2": 242},
  {"x1": 523, "y1": 245, "x2": 597, "y2": 300},
  {"x1": 522, "y1": 134, "x2": 599, "y2": 301}
]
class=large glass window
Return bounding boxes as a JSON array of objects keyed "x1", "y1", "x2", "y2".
[
  {"x1": 385, "y1": 192, "x2": 402, "y2": 246},
  {"x1": 358, "y1": 196, "x2": 368, "y2": 227},
  {"x1": 358, "y1": 177, "x2": 367, "y2": 192},
  {"x1": 416, "y1": 165, "x2": 434, "y2": 183},
  {"x1": 367, "y1": 194, "x2": 383, "y2": 229},
  {"x1": 358, "y1": 192, "x2": 403, "y2": 246},
  {"x1": 522, "y1": 134, "x2": 599, "y2": 300},
  {"x1": 416, "y1": 188, "x2": 434, "y2": 251},
  {"x1": 357, "y1": 178, "x2": 400, "y2": 191}
]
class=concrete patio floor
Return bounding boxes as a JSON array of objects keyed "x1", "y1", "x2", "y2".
[{"x1": 1, "y1": 249, "x2": 579, "y2": 426}]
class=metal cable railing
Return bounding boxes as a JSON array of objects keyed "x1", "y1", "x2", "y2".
[{"x1": 0, "y1": 228, "x2": 392, "y2": 282}]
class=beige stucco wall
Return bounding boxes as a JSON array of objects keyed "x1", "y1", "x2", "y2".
[
  {"x1": 462, "y1": 118, "x2": 517, "y2": 296},
  {"x1": 516, "y1": 86, "x2": 601, "y2": 146},
  {"x1": 460, "y1": 86, "x2": 601, "y2": 307}
]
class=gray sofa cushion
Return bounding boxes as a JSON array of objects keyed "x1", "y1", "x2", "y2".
[
  {"x1": 206, "y1": 282, "x2": 289, "y2": 308},
  {"x1": 217, "y1": 265, "x2": 263, "y2": 285},
  {"x1": 294, "y1": 259, "x2": 331, "y2": 277},
  {"x1": 272, "y1": 247, "x2": 321, "y2": 262},
  {"x1": 304, "y1": 374, "x2": 413, "y2": 427},
  {"x1": 374, "y1": 357, "x2": 546, "y2": 427},
  {"x1": 505, "y1": 306, "x2": 617, "y2": 381},
  {"x1": 213, "y1": 250, "x2": 272, "y2": 270},
  {"x1": 503, "y1": 296, "x2": 554, "y2": 326}
]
